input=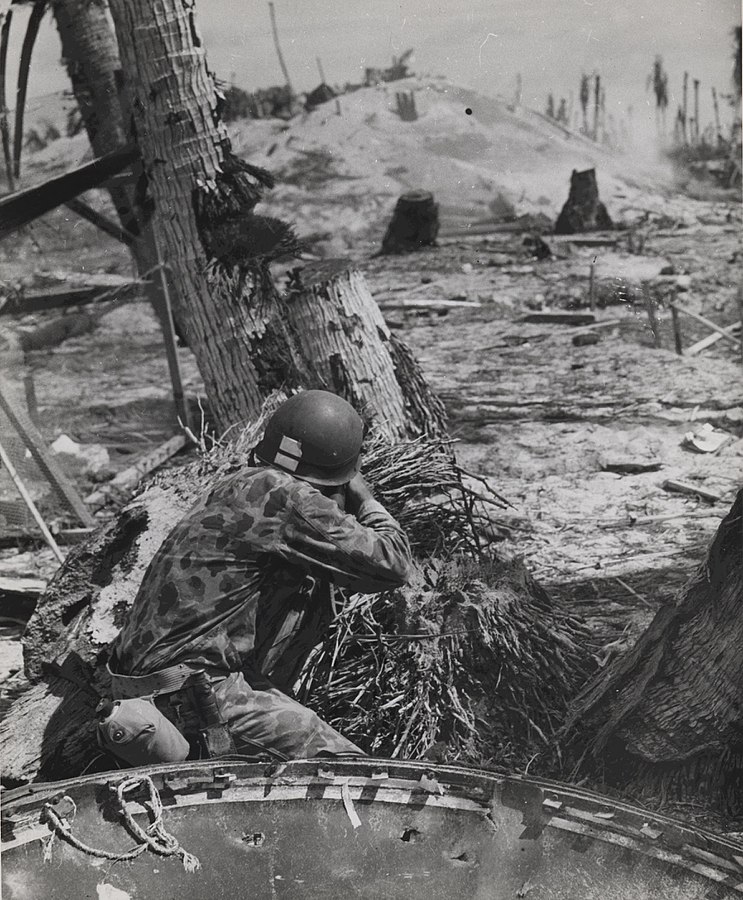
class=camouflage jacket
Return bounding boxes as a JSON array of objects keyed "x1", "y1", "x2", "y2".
[{"x1": 111, "y1": 466, "x2": 411, "y2": 689}]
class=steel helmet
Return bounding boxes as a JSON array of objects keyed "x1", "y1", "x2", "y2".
[{"x1": 254, "y1": 390, "x2": 364, "y2": 486}]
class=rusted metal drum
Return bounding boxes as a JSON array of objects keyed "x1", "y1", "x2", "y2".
[{"x1": 2, "y1": 758, "x2": 742, "y2": 898}]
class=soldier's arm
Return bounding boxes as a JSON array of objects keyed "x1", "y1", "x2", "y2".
[{"x1": 278, "y1": 478, "x2": 412, "y2": 593}]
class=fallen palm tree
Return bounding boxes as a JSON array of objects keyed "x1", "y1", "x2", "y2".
[
  {"x1": 296, "y1": 556, "x2": 592, "y2": 768},
  {"x1": 0, "y1": 414, "x2": 592, "y2": 785}
]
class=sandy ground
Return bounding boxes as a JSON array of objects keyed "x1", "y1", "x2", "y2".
[{"x1": 0, "y1": 78, "x2": 740, "y2": 685}]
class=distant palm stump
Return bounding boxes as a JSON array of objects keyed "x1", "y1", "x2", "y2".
[
  {"x1": 554, "y1": 168, "x2": 613, "y2": 234},
  {"x1": 381, "y1": 191, "x2": 439, "y2": 254}
]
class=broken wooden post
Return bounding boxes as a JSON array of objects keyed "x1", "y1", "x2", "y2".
[
  {"x1": 669, "y1": 293, "x2": 683, "y2": 354},
  {"x1": 682, "y1": 72, "x2": 689, "y2": 145},
  {"x1": 381, "y1": 191, "x2": 439, "y2": 254},
  {"x1": 643, "y1": 285, "x2": 662, "y2": 348},
  {"x1": 554, "y1": 168, "x2": 613, "y2": 235},
  {"x1": 283, "y1": 260, "x2": 446, "y2": 438},
  {"x1": 588, "y1": 260, "x2": 596, "y2": 310},
  {"x1": 693, "y1": 78, "x2": 700, "y2": 144},
  {"x1": 396, "y1": 91, "x2": 418, "y2": 121}
]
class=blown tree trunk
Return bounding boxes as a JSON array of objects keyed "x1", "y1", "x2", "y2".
[
  {"x1": 563, "y1": 489, "x2": 743, "y2": 813},
  {"x1": 50, "y1": 0, "x2": 181, "y2": 347},
  {"x1": 106, "y1": 0, "x2": 437, "y2": 437}
]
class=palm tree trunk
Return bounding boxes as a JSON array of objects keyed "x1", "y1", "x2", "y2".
[
  {"x1": 106, "y1": 0, "x2": 439, "y2": 435},
  {"x1": 564, "y1": 489, "x2": 743, "y2": 812}
]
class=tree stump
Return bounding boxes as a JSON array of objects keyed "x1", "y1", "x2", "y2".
[
  {"x1": 554, "y1": 168, "x2": 613, "y2": 235},
  {"x1": 563, "y1": 488, "x2": 743, "y2": 812},
  {"x1": 381, "y1": 191, "x2": 439, "y2": 254},
  {"x1": 283, "y1": 261, "x2": 446, "y2": 439}
]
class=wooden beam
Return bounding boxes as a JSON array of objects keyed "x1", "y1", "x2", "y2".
[
  {"x1": 12, "y1": 0, "x2": 45, "y2": 180},
  {"x1": 0, "y1": 280, "x2": 141, "y2": 315},
  {"x1": 520, "y1": 312, "x2": 596, "y2": 326},
  {"x1": 671, "y1": 301, "x2": 742, "y2": 349},
  {"x1": 84, "y1": 433, "x2": 188, "y2": 510},
  {"x1": 64, "y1": 197, "x2": 137, "y2": 246},
  {"x1": 0, "y1": 379, "x2": 95, "y2": 526},
  {"x1": 0, "y1": 143, "x2": 139, "y2": 241}
]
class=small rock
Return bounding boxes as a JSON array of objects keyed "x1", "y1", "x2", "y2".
[
  {"x1": 461, "y1": 263, "x2": 474, "y2": 274},
  {"x1": 421, "y1": 276, "x2": 433, "y2": 284},
  {"x1": 659, "y1": 264, "x2": 675, "y2": 275},
  {"x1": 572, "y1": 332, "x2": 601, "y2": 346}
]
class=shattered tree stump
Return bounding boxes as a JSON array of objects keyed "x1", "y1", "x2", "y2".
[
  {"x1": 283, "y1": 260, "x2": 446, "y2": 438},
  {"x1": 381, "y1": 191, "x2": 439, "y2": 254},
  {"x1": 554, "y1": 168, "x2": 613, "y2": 235},
  {"x1": 563, "y1": 489, "x2": 743, "y2": 812}
]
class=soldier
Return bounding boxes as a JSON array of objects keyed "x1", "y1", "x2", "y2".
[{"x1": 105, "y1": 390, "x2": 411, "y2": 762}]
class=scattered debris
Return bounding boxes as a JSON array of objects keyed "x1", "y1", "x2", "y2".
[
  {"x1": 681, "y1": 423, "x2": 731, "y2": 454},
  {"x1": 51, "y1": 434, "x2": 110, "y2": 474}
]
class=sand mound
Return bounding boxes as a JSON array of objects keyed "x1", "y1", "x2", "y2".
[{"x1": 229, "y1": 77, "x2": 676, "y2": 250}]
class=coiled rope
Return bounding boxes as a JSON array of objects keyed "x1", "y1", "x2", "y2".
[{"x1": 41, "y1": 774, "x2": 200, "y2": 873}]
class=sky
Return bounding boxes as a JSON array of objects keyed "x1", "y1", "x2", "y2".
[{"x1": 9, "y1": 0, "x2": 742, "y2": 137}]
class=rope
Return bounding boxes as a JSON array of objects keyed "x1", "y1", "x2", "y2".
[{"x1": 41, "y1": 775, "x2": 200, "y2": 873}]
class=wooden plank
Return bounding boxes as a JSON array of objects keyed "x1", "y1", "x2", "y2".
[
  {"x1": 0, "y1": 143, "x2": 139, "y2": 241},
  {"x1": 520, "y1": 312, "x2": 596, "y2": 326},
  {"x1": 685, "y1": 321, "x2": 741, "y2": 356},
  {"x1": 671, "y1": 301, "x2": 742, "y2": 348},
  {"x1": 84, "y1": 433, "x2": 188, "y2": 510},
  {"x1": 0, "y1": 574, "x2": 46, "y2": 596},
  {"x1": 377, "y1": 298, "x2": 481, "y2": 311},
  {"x1": 0, "y1": 379, "x2": 95, "y2": 525},
  {"x1": 662, "y1": 479, "x2": 721, "y2": 503},
  {"x1": 0, "y1": 280, "x2": 141, "y2": 316},
  {"x1": 64, "y1": 197, "x2": 137, "y2": 247},
  {"x1": 550, "y1": 235, "x2": 619, "y2": 247}
]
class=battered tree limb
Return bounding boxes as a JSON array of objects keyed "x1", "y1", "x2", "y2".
[{"x1": 562, "y1": 489, "x2": 743, "y2": 811}]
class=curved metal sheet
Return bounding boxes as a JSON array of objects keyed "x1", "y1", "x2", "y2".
[{"x1": 3, "y1": 758, "x2": 742, "y2": 899}]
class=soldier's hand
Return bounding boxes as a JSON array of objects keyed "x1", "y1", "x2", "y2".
[{"x1": 345, "y1": 473, "x2": 373, "y2": 513}]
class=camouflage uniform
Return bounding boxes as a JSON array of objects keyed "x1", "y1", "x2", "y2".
[{"x1": 110, "y1": 466, "x2": 411, "y2": 758}]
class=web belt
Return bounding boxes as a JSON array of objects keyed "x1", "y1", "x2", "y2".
[{"x1": 107, "y1": 662, "x2": 210, "y2": 699}]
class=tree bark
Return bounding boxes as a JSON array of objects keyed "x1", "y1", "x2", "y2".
[
  {"x1": 282, "y1": 261, "x2": 445, "y2": 438},
  {"x1": 51, "y1": 0, "x2": 141, "y2": 241},
  {"x1": 563, "y1": 489, "x2": 743, "y2": 811}
]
